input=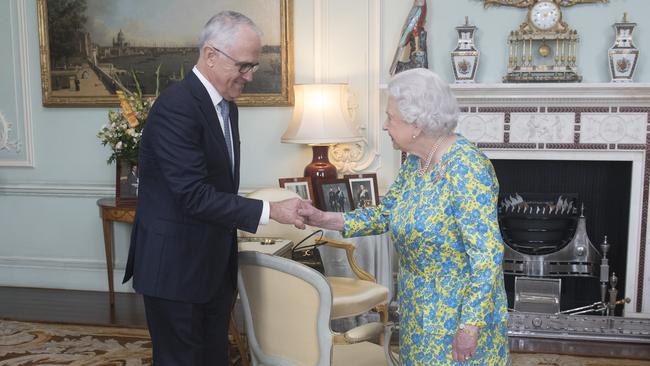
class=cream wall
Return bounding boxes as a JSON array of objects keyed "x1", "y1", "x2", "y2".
[{"x1": 1, "y1": 0, "x2": 649, "y2": 292}]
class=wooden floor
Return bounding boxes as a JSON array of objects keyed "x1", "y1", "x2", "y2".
[{"x1": 0, "y1": 286, "x2": 147, "y2": 328}]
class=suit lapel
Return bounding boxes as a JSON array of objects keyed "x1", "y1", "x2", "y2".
[{"x1": 184, "y1": 72, "x2": 236, "y2": 184}]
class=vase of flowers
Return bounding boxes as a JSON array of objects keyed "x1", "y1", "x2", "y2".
[{"x1": 98, "y1": 73, "x2": 157, "y2": 206}]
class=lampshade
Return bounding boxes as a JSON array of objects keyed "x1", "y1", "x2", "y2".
[{"x1": 282, "y1": 84, "x2": 361, "y2": 145}]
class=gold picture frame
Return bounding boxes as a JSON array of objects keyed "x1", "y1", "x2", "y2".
[{"x1": 37, "y1": 0, "x2": 294, "y2": 107}]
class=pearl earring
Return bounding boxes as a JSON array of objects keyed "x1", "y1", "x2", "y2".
[{"x1": 412, "y1": 135, "x2": 417, "y2": 140}]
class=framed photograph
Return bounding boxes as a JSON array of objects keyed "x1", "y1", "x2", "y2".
[
  {"x1": 315, "y1": 179, "x2": 354, "y2": 212},
  {"x1": 36, "y1": 0, "x2": 293, "y2": 107},
  {"x1": 344, "y1": 173, "x2": 380, "y2": 208},
  {"x1": 278, "y1": 177, "x2": 314, "y2": 201},
  {"x1": 116, "y1": 160, "x2": 138, "y2": 206}
]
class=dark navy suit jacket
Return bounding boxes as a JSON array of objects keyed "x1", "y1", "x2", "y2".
[{"x1": 123, "y1": 71, "x2": 262, "y2": 303}]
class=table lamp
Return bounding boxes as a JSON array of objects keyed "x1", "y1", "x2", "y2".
[{"x1": 282, "y1": 84, "x2": 362, "y2": 182}]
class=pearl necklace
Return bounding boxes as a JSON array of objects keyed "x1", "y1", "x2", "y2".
[{"x1": 416, "y1": 135, "x2": 447, "y2": 177}]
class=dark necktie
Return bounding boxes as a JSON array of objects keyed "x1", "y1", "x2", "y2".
[{"x1": 218, "y1": 99, "x2": 234, "y2": 171}]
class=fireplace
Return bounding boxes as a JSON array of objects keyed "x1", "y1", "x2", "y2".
[
  {"x1": 494, "y1": 160, "x2": 632, "y2": 313},
  {"x1": 452, "y1": 82, "x2": 650, "y2": 319}
]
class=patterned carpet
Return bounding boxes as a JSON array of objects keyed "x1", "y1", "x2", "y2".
[
  {"x1": 2, "y1": 319, "x2": 648, "y2": 365},
  {"x1": 0, "y1": 319, "x2": 151, "y2": 365}
]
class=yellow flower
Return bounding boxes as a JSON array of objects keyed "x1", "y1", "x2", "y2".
[{"x1": 116, "y1": 90, "x2": 139, "y2": 128}]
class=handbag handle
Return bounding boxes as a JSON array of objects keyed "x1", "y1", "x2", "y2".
[{"x1": 292, "y1": 229, "x2": 325, "y2": 254}]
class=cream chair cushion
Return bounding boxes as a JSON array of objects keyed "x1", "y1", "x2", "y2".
[
  {"x1": 329, "y1": 276, "x2": 389, "y2": 319},
  {"x1": 333, "y1": 342, "x2": 391, "y2": 366}
]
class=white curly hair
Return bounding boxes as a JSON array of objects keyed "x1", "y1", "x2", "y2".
[{"x1": 387, "y1": 68, "x2": 459, "y2": 136}]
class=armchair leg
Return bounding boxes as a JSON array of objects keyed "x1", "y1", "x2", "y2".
[
  {"x1": 375, "y1": 303, "x2": 389, "y2": 345},
  {"x1": 229, "y1": 315, "x2": 249, "y2": 366}
]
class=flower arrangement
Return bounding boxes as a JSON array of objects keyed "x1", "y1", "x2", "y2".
[{"x1": 97, "y1": 68, "x2": 159, "y2": 165}]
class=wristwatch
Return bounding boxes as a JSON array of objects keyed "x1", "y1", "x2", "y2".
[{"x1": 458, "y1": 323, "x2": 479, "y2": 337}]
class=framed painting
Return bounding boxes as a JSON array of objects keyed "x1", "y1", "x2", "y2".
[
  {"x1": 116, "y1": 160, "x2": 138, "y2": 206},
  {"x1": 37, "y1": 0, "x2": 293, "y2": 107},
  {"x1": 314, "y1": 179, "x2": 354, "y2": 213},
  {"x1": 279, "y1": 176, "x2": 315, "y2": 201},
  {"x1": 344, "y1": 173, "x2": 380, "y2": 208}
]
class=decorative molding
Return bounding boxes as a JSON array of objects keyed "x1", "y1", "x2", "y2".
[
  {"x1": 0, "y1": 182, "x2": 114, "y2": 197},
  {"x1": 0, "y1": 256, "x2": 134, "y2": 293},
  {"x1": 581, "y1": 113, "x2": 646, "y2": 144},
  {"x1": 509, "y1": 113, "x2": 575, "y2": 143},
  {"x1": 0, "y1": 0, "x2": 34, "y2": 167},
  {"x1": 313, "y1": 0, "x2": 323, "y2": 83},
  {"x1": 0, "y1": 111, "x2": 20, "y2": 152},
  {"x1": 457, "y1": 113, "x2": 505, "y2": 142},
  {"x1": 459, "y1": 93, "x2": 650, "y2": 314},
  {"x1": 451, "y1": 83, "x2": 650, "y2": 107},
  {"x1": 17, "y1": 0, "x2": 34, "y2": 167},
  {"x1": 0, "y1": 182, "x2": 268, "y2": 198},
  {"x1": 330, "y1": 0, "x2": 382, "y2": 174}
]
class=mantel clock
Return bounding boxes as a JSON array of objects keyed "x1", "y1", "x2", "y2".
[{"x1": 484, "y1": 0, "x2": 609, "y2": 82}]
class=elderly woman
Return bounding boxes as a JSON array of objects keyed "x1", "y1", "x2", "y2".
[{"x1": 299, "y1": 68, "x2": 509, "y2": 365}]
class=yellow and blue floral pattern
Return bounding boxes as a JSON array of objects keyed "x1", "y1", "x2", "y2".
[{"x1": 343, "y1": 135, "x2": 509, "y2": 365}]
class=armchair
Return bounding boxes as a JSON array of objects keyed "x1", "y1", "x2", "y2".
[
  {"x1": 238, "y1": 251, "x2": 396, "y2": 365},
  {"x1": 240, "y1": 188, "x2": 390, "y2": 341}
]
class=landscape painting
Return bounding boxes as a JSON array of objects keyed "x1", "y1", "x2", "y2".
[{"x1": 37, "y1": 0, "x2": 293, "y2": 107}]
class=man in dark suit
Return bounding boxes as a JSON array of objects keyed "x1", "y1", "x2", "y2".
[{"x1": 123, "y1": 11, "x2": 304, "y2": 365}]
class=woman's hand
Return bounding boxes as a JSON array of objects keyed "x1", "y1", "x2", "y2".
[
  {"x1": 451, "y1": 324, "x2": 479, "y2": 363},
  {"x1": 297, "y1": 201, "x2": 344, "y2": 231}
]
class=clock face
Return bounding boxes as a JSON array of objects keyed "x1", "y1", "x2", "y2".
[{"x1": 530, "y1": 1, "x2": 560, "y2": 30}]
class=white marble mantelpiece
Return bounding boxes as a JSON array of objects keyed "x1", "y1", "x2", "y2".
[
  {"x1": 452, "y1": 83, "x2": 650, "y2": 318},
  {"x1": 451, "y1": 83, "x2": 650, "y2": 107}
]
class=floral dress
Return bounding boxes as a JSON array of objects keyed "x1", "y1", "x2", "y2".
[{"x1": 343, "y1": 135, "x2": 510, "y2": 365}]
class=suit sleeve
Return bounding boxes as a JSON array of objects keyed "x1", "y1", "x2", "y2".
[{"x1": 145, "y1": 94, "x2": 262, "y2": 233}]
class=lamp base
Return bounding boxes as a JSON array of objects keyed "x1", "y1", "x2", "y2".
[{"x1": 304, "y1": 145, "x2": 337, "y2": 182}]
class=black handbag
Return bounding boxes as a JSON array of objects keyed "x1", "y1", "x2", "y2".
[{"x1": 291, "y1": 230, "x2": 326, "y2": 274}]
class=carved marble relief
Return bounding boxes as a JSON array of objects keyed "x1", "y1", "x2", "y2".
[
  {"x1": 456, "y1": 113, "x2": 505, "y2": 143},
  {"x1": 331, "y1": 141, "x2": 366, "y2": 174},
  {"x1": 0, "y1": 111, "x2": 21, "y2": 153},
  {"x1": 580, "y1": 113, "x2": 646, "y2": 144},
  {"x1": 509, "y1": 113, "x2": 574, "y2": 143}
]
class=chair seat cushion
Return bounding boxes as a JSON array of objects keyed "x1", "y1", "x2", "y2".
[
  {"x1": 332, "y1": 341, "x2": 390, "y2": 366},
  {"x1": 328, "y1": 276, "x2": 389, "y2": 319}
]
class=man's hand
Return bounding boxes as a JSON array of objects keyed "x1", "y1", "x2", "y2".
[
  {"x1": 297, "y1": 200, "x2": 324, "y2": 226},
  {"x1": 269, "y1": 198, "x2": 306, "y2": 229}
]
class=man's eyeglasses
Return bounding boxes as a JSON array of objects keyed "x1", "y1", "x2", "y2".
[{"x1": 210, "y1": 46, "x2": 259, "y2": 74}]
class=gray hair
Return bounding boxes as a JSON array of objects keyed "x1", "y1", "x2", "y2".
[
  {"x1": 198, "y1": 11, "x2": 262, "y2": 54},
  {"x1": 387, "y1": 68, "x2": 459, "y2": 136}
]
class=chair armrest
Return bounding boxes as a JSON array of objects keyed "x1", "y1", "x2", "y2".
[{"x1": 317, "y1": 237, "x2": 376, "y2": 282}]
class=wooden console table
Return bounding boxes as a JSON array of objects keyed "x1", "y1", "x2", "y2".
[{"x1": 97, "y1": 197, "x2": 136, "y2": 307}]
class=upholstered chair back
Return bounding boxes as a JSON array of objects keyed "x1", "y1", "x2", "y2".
[{"x1": 238, "y1": 251, "x2": 334, "y2": 366}]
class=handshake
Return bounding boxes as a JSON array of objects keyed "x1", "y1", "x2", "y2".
[{"x1": 269, "y1": 198, "x2": 343, "y2": 231}]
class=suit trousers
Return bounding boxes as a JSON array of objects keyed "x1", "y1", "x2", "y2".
[{"x1": 143, "y1": 274, "x2": 234, "y2": 366}]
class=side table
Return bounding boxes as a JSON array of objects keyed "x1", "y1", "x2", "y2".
[{"x1": 97, "y1": 197, "x2": 136, "y2": 306}]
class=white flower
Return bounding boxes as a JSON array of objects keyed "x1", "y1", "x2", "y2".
[{"x1": 115, "y1": 141, "x2": 123, "y2": 150}]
